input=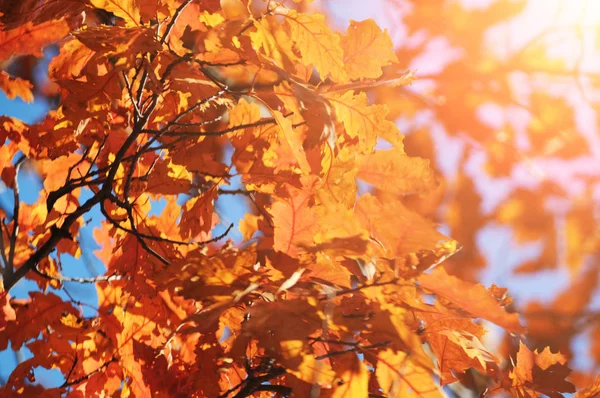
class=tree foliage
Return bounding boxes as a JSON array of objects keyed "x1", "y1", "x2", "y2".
[{"x1": 0, "y1": 0, "x2": 599, "y2": 396}]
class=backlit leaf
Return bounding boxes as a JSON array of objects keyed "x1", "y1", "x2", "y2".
[
  {"x1": 284, "y1": 10, "x2": 347, "y2": 82},
  {"x1": 341, "y1": 19, "x2": 398, "y2": 80}
]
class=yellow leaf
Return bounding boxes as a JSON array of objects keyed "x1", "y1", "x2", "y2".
[
  {"x1": 250, "y1": 18, "x2": 297, "y2": 67},
  {"x1": 199, "y1": 11, "x2": 225, "y2": 27},
  {"x1": 220, "y1": 0, "x2": 249, "y2": 20},
  {"x1": 376, "y1": 349, "x2": 443, "y2": 398},
  {"x1": 331, "y1": 354, "x2": 369, "y2": 398},
  {"x1": 284, "y1": 10, "x2": 347, "y2": 82},
  {"x1": 341, "y1": 19, "x2": 398, "y2": 80},
  {"x1": 328, "y1": 90, "x2": 403, "y2": 151},
  {"x1": 239, "y1": 213, "x2": 261, "y2": 241},
  {"x1": 286, "y1": 352, "x2": 336, "y2": 385},
  {"x1": 228, "y1": 97, "x2": 261, "y2": 128},
  {"x1": 274, "y1": 110, "x2": 311, "y2": 174},
  {"x1": 357, "y1": 148, "x2": 438, "y2": 195}
]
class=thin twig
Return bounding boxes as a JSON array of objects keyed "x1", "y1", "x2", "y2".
[
  {"x1": 7, "y1": 155, "x2": 25, "y2": 278},
  {"x1": 318, "y1": 278, "x2": 399, "y2": 301},
  {"x1": 148, "y1": 113, "x2": 292, "y2": 137},
  {"x1": 0, "y1": 219, "x2": 9, "y2": 269},
  {"x1": 34, "y1": 263, "x2": 123, "y2": 284},
  {"x1": 60, "y1": 356, "x2": 118, "y2": 388}
]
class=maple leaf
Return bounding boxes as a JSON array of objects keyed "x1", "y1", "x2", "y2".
[
  {"x1": 0, "y1": 291, "x2": 16, "y2": 330},
  {"x1": 269, "y1": 181, "x2": 319, "y2": 257},
  {"x1": 355, "y1": 193, "x2": 454, "y2": 259},
  {"x1": 328, "y1": 90, "x2": 403, "y2": 151},
  {"x1": 0, "y1": 292, "x2": 79, "y2": 351},
  {"x1": 425, "y1": 322, "x2": 498, "y2": 385},
  {"x1": 509, "y1": 341, "x2": 576, "y2": 398},
  {"x1": 1, "y1": 0, "x2": 594, "y2": 396},
  {"x1": 0, "y1": 71, "x2": 34, "y2": 102},
  {"x1": 273, "y1": 109, "x2": 311, "y2": 174},
  {"x1": 375, "y1": 349, "x2": 443, "y2": 397},
  {"x1": 331, "y1": 354, "x2": 369, "y2": 397},
  {"x1": 284, "y1": 10, "x2": 347, "y2": 82},
  {"x1": 357, "y1": 147, "x2": 438, "y2": 195},
  {"x1": 0, "y1": 19, "x2": 70, "y2": 61},
  {"x1": 341, "y1": 19, "x2": 398, "y2": 80},
  {"x1": 419, "y1": 267, "x2": 525, "y2": 333}
]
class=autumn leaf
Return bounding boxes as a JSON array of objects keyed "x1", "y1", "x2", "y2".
[
  {"x1": 331, "y1": 353, "x2": 369, "y2": 398},
  {"x1": 0, "y1": 19, "x2": 70, "y2": 61},
  {"x1": 270, "y1": 182, "x2": 318, "y2": 256},
  {"x1": 228, "y1": 97, "x2": 261, "y2": 127},
  {"x1": 0, "y1": 1, "x2": 594, "y2": 396},
  {"x1": 355, "y1": 193, "x2": 454, "y2": 258},
  {"x1": 0, "y1": 291, "x2": 16, "y2": 330},
  {"x1": 509, "y1": 341, "x2": 575, "y2": 397},
  {"x1": 357, "y1": 147, "x2": 438, "y2": 195},
  {"x1": 0, "y1": 292, "x2": 79, "y2": 350},
  {"x1": 419, "y1": 267, "x2": 525, "y2": 333},
  {"x1": 0, "y1": 71, "x2": 33, "y2": 102},
  {"x1": 239, "y1": 212, "x2": 262, "y2": 241},
  {"x1": 89, "y1": 0, "x2": 141, "y2": 27},
  {"x1": 273, "y1": 110, "x2": 311, "y2": 174},
  {"x1": 341, "y1": 19, "x2": 398, "y2": 80},
  {"x1": 375, "y1": 349, "x2": 443, "y2": 397},
  {"x1": 328, "y1": 90, "x2": 403, "y2": 151},
  {"x1": 284, "y1": 10, "x2": 347, "y2": 82},
  {"x1": 576, "y1": 374, "x2": 600, "y2": 398}
]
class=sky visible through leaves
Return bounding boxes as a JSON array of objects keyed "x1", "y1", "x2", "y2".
[{"x1": 2, "y1": 0, "x2": 600, "y2": 397}]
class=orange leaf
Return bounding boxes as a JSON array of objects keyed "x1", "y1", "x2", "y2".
[
  {"x1": 355, "y1": 193, "x2": 454, "y2": 259},
  {"x1": 357, "y1": 148, "x2": 438, "y2": 195},
  {"x1": 576, "y1": 374, "x2": 600, "y2": 398},
  {"x1": 331, "y1": 354, "x2": 369, "y2": 398},
  {"x1": 274, "y1": 110, "x2": 311, "y2": 174},
  {"x1": 0, "y1": 19, "x2": 70, "y2": 61},
  {"x1": 510, "y1": 341, "x2": 575, "y2": 397},
  {"x1": 419, "y1": 267, "x2": 525, "y2": 333},
  {"x1": 375, "y1": 349, "x2": 443, "y2": 397},
  {"x1": 270, "y1": 182, "x2": 318, "y2": 256},
  {"x1": 0, "y1": 71, "x2": 33, "y2": 102}
]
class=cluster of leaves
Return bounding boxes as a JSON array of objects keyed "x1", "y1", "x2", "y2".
[
  {"x1": 367, "y1": 0, "x2": 600, "y2": 395},
  {"x1": 0, "y1": 0, "x2": 598, "y2": 396}
]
